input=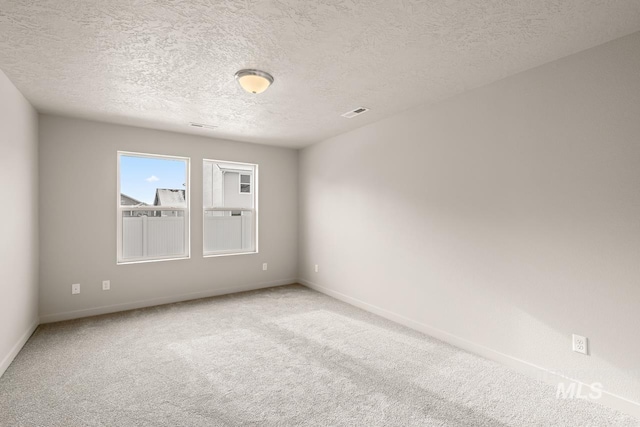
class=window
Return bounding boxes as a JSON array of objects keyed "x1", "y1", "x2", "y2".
[
  {"x1": 203, "y1": 159, "x2": 257, "y2": 256},
  {"x1": 117, "y1": 152, "x2": 190, "y2": 264},
  {"x1": 240, "y1": 173, "x2": 252, "y2": 194}
]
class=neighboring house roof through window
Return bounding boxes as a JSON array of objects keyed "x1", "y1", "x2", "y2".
[
  {"x1": 120, "y1": 193, "x2": 148, "y2": 207},
  {"x1": 154, "y1": 188, "x2": 186, "y2": 208}
]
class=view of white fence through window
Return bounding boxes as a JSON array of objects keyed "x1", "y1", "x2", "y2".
[
  {"x1": 122, "y1": 210, "x2": 186, "y2": 259},
  {"x1": 203, "y1": 159, "x2": 257, "y2": 256},
  {"x1": 118, "y1": 152, "x2": 190, "y2": 263}
]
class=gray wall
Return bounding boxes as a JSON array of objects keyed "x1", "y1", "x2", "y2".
[
  {"x1": 39, "y1": 116, "x2": 298, "y2": 322},
  {"x1": 0, "y1": 71, "x2": 39, "y2": 375},
  {"x1": 298, "y1": 32, "x2": 640, "y2": 407}
]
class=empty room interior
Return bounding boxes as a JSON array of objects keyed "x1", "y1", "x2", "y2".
[{"x1": 2, "y1": 1, "x2": 640, "y2": 426}]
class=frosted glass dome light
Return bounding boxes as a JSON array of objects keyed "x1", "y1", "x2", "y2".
[{"x1": 235, "y1": 69, "x2": 274, "y2": 94}]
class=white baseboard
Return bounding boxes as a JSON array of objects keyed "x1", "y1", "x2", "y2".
[
  {"x1": 0, "y1": 318, "x2": 39, "y2": 379},
  {"x1": 40, "y1": 279, "x2": 297, "y2": 324},
  {"x1": 299, "y1": 278, "x2": 640, "y2": 420}
]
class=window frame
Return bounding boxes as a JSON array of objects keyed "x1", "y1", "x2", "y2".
[
  {"x1": 203, "y1": 159, "x2": 258, "y2": 258},
  {"x1": 116, "y1": 151, "x2": 191, "y2": 265}
]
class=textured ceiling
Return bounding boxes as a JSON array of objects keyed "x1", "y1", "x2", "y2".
[{"x1": 1, "y1": 1, "x2": 640, "y2": 148}]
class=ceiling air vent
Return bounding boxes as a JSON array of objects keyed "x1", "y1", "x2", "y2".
[
  {"x1": 341, "y1": 107, "x2": 370, "y2": 119},
  {"x1": 189, "y1": 122, "x2": 217, "y2": 130}
]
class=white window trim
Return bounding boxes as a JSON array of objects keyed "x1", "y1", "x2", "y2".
[
  {"x1": 117, "y1": 151, "x2": 191, "y2": 265},
  {"x1": 203, "y1": 159, "x2": 258, "y2": 258}
]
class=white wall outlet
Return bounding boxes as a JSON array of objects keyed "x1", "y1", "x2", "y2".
[
  {"x1": 314, "y1": 264, "x2": 319, "y2": 273},
  {"x1": 71, "y1": 283, "x2": 80, "y2": 295},
  {"x1": 262, "y1": 263, "x2": 268, "y2": 271},
  {"x1": 102, "y1": 280, "x2": 110, "y2": 291},
  {"x1": 572, "y1": 334, "x2": 589, "y2": 355}
]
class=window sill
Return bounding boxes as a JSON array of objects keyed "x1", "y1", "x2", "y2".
[
  {"x1": 117, "y1": 255, "x2": 190, "y2": 265},
  {"x1": 203, "y1": 250, "x2": 258, "y2": 259}
]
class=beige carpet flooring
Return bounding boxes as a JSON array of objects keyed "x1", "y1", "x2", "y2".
[{"x1": 0, "y1": 284, "x2": 637, "y2": 426}]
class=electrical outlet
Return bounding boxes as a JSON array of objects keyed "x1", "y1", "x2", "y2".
[
  {"x1": 314, "y1": 264, "x2": 319, "y2": 273},
  {"x1": 572, "y1": 334, "x2": 589, "y2": 355},
  {"x1": 102, "y1": 280, "x2": 110, "y2": 291},
  {"x1": 262, "y1": 263, "x2": 268, "y2": 271},
  {"x1": 71, "y1": 283, "x2": 80, "y2": 295}
]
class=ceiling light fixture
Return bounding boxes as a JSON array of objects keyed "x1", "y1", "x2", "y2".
[{"x1": 235, "y1": 69, "x2": 274, "y2": 94}]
